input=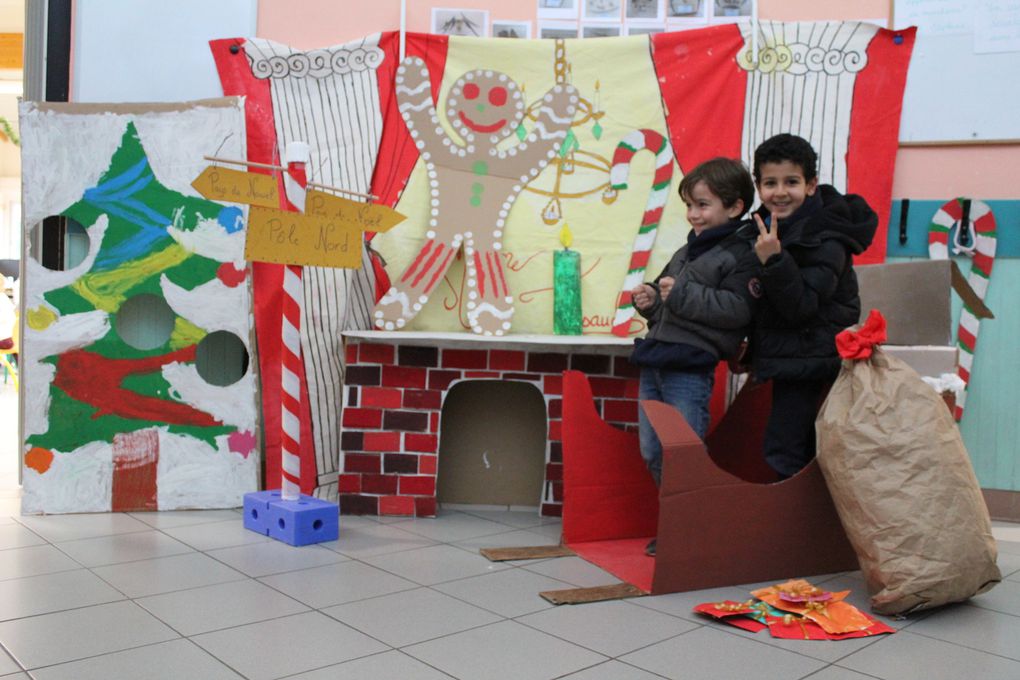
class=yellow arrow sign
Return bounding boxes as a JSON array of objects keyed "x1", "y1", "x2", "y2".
[
  {"x1": 305, "y1": 190, "x2": 406, "y2": 235},
  {"x1": 191, "y1": 166, "x2": 280, "y2": 208}
]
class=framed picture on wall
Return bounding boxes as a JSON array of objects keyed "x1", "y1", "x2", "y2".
[
  {"x1": 538, "y1": 20, "x2": 580, "y2": 38},
  {"x1": 537, "y1": 0, "x2": 579, "y2": 20},
  {"x1": 626, "y1": 0, "x2": 664, "y2": 22},
  {"x1": 582, "y1": 24, "x2": 622, "y2": 37},
  {"x1": 666, "y1": 0, "x2": 707, "y2": 21},
  {"x1": 431, "y1": 8, "x2": 490, "y2": 36},
  {"x1": 582, "y1": 0, "x2": 622, "y2": 22},
  {"x1": 492, "y1": 20, "x2": 533, "y2": 38},
  {"x1": 710, "y1": 0, "x2": 753, "y2": 23}
]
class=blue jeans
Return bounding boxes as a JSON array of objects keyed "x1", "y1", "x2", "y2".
[{"x1": 638, "y1": 367, "x2": 714, "y2": 486}]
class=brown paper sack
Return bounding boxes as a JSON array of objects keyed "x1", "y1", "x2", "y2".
[{"x1": 816, "y1": 347, "x2": 1000, "y2": 615}]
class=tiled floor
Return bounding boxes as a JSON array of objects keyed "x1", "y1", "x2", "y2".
[{"x1": 3, "y1": 383, "x2": 1020, "y2": 679}]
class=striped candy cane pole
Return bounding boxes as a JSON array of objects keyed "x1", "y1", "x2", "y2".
[
  {"x1": 608, "y1": 129, "x2": 674, "y2": 337},
  {"x1": 280, "y1": 142, "x2": 310, "y2": 500},
  {"x1": 928, "y1": 198, "x2": 997, "y2": 422}
]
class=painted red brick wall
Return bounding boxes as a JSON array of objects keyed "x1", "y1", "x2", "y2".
[{"x1": 340, "y1": 340, "x2": 640, "y2": 517}]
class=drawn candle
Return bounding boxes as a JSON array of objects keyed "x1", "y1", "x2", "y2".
[{"x1": 553, "y1": 224, "x2": 582, "y2": 335}]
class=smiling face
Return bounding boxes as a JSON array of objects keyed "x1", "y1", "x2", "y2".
[
  {"x1": 755, "y1": 160, "x2": 818, "y2": 220},
  {"x1": 448, "y1": 70, "x2": 524, "y2": 143},
  {"x1": 682, "y1": 181, "x2": 745, "y2": 236}
]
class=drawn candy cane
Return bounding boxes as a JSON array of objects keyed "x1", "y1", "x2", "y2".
[
  {"x1": 608, "y1": 129, "x2": 674, "y2": 337},
  {"x1": 928, "y1": 198, "x2": 997, "y2": 422}
]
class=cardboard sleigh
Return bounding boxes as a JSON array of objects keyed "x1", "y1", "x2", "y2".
[{"x1": 483, "y1": 370, "x2": 859, "y2": 603}]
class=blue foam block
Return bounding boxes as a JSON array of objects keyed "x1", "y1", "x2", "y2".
[
  {"x1": 242, "y1": 490, "x2": 282, "y2": 535},
  {"x1": 266, "y1": 494, "x2": 339, "y2": 546}
]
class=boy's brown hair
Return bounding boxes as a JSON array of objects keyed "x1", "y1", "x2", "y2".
[{"x1": 678, "y1": 157, "x2": 754, "y2": 217}]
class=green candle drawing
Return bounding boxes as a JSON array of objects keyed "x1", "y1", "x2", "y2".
[{"x1": 553, "y1": 224, "x2": 582, "y2": 335}]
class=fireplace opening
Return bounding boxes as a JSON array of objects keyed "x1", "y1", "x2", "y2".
[{"x1": 436, "y1": 380, "x2": 548, "y2": 508}]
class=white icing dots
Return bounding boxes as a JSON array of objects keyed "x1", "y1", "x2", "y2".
[
  {"x1": 502, "y1": 322, "x2": 511, "y2": 330},
  {"x1": 426, "y1": 230, "x2": 436, "y2": 238},
  {"x1": 419, "y1": 295, "x2": 428, "y2": 303},
  {"x1": 493, "y1": 242, "x2": 503, "y2": 251}
]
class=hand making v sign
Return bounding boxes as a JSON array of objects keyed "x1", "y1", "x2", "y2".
[{"x1": 754, "y1": 212, "x2": 782, "y2": 264}]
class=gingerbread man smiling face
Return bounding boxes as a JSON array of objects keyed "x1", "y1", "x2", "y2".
[
  {"x1": 374, "y1": 57, "x2": 578, "y2": 336},
  {"x1": 449, "y1": 71, "x2": 523, "y2": 142}
]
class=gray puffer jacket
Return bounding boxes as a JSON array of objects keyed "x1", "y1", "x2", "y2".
[{"x1": 638, "y1": 221, "x2": 758, "y2": 360}]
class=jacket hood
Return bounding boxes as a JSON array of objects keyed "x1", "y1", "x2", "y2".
[{"x1": 756, "y1": 185, "x2": 878, "y2": 255}]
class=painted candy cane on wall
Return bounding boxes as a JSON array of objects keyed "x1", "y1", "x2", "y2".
[
  {"x1": 928, "y1": 198, "x2": 997, "y2": 422},
  {"x1": 280, "y1": 143, "x2": 309, "y2": 500},
  {"x1": 609, "y1": 129, "x2": 674, "y2": 337}
]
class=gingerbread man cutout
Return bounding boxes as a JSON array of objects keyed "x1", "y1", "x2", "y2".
[{"x1": 374, "y1": 57, "x2": 579, "y2": 336}]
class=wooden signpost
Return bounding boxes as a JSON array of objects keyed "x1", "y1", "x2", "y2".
[{"x1": 191, "y1": 160, "x2": 405, "y2": 270}]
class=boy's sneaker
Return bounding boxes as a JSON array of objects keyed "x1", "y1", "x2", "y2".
[{"x1": 645, "y1": 539, "x2": 656, "y2": 556}]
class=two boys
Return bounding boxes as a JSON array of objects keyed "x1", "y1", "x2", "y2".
[{"x1": 632, "y1": 133, "x2": 877, "y2": 504}]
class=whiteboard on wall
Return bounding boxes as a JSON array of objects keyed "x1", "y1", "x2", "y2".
[
  {"x1": 894, "y1": 0, "x2": 1020, "y2": 143},
  {"x1": 73, "y1": 0, "x2": 257, "y2": 103}
]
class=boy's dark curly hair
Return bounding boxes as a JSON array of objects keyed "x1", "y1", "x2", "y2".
[
  {"x1": 752, "y1": 133, "x2": 818, "y2": 183},
  {"x1": 677, "y1": 157, "x2": 754, "y2": 217}
]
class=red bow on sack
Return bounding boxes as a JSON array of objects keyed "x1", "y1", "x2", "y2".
[{"x1": 836, "y1": 309, "x2": 887, "y2": 360}]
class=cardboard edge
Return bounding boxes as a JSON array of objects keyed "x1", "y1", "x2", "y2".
[
  {"x1": 479, "y1": 545, "x2": 574, "y2": 561},
  {"x1": 539, "y1": 583, "x2": 646, "y2": 605},
  {"x1": 23, "y1": 97, "x2": 245, "y2": 115}
]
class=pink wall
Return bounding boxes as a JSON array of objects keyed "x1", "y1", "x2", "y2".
[{"x1": 255, "y1": 0, "x2": 1020, "y2": 200}]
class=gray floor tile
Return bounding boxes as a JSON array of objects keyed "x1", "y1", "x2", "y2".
[
  {"x1": 521, "y1": 556, "x2": 620, "y2": 588},
  {"x1": 0, "y1": 648, "x2": 19, "y2": 675},
  {"x1": 996, "y1": 551, "x2": 1020, "y2": 579},
  {"x1": 135, "y1": 579, "x2": 309, "y2": 636},
  {"x1": 457, "y1": 508, "x2": 553, "y2": 529},
  {"x1": 518, "y1": 599, "x2": 698, "y2": 657},
  {"x1": 0, "y1": 524, "x2": 45, "y2": 551},
  {"x1": 160, "y1": 519, "x2": 272, "y2": 551},
  {"x1": 323, "y1": 587, "x2": 502, "y2": 647},
  {"x1": 404, "y1": 620, "x2": 607, "y2": 680},
  {"x1": 321, "y1": 521, "x2": 437, "y2": 559},
  {"x1": 0, "y1": 568, "x2": 124, "y2": 621},
  {"x1": 453, "y1": 528, "x2": 563, "y2": 552},
  {"x1": 839, "y1": 629, "x2": 1020, "y2": 680},
  {"x1": 92, "y1": 552, "x2": 246, "y2": 598},
  {"x1": 433, "y1": 567, "x2": 572, "y2": 618},
  {"x1": 0, "y1": 601, "x2": 178, "y2": 670},
  {"x1": 128, "y1": 509, "x2": 241, "y2": 529},
  {"x1": 0, "y1": 544, "x2": 81, "y2": 581},
  {"x1": 15, "y1": 513, "x2": 150, "y2": 542},
  {"x1": 557, "y1": 660, "x2": 667, "y2": 679},
  {"x1": 620, "y1": 626, "x2": 825, "y2": 679},
  {"x1": 389, "y1": 511, "x2": 517, "y2": 543},
  {"x1": 191, "y1": 611, "x2": 387, "y2": 680},
  {"x1": 801, "y1": 667, "x2": 884, "y2": 680},
  {"x1": 206, "y1": 540, "x2": 345, "y2": 577},
  {"x1": 904, "y1": 601, "x2": 1020, "y2": 659},
  {"x1": 54, "y1": 530, "x2": 194, "y2": 567},
  {"x1": 0, "y1": 674, "x2": 28, "y2": 679},
  {"x1": 970, "y1": 579, "x2": 1020, "y2": 616},
  {"x1": 362, "y1": 544, "x2": 509, "y2": 585},
  {"x1": 258, "y1": 560, "x2": 418, "y2": 609},
  {"x1": 28, "y1": 639, "x2": 244, "y2": 680},
  {"x1": 284, "y1": 650, "x2": 455, "y2": 679}
]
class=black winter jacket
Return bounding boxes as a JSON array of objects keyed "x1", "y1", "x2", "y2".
[
  {"x1": 750, "y1": 185, "x2": 878, "y2": 381},
  {"x1": 638, "y1": 220, "x2": 759, "y2": 361}
]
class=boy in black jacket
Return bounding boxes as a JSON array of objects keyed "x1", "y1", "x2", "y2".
[
  {"x1": 630, "y1": 158, "x2": 758, "y2": 555},
  {"x1": 750, "y1": 134, "x2": 878, "y2": 479}
]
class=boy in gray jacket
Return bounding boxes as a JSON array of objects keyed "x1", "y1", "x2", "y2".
[{"x1": 630, "y1": 157, "x2": 759, "y2": 554}]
